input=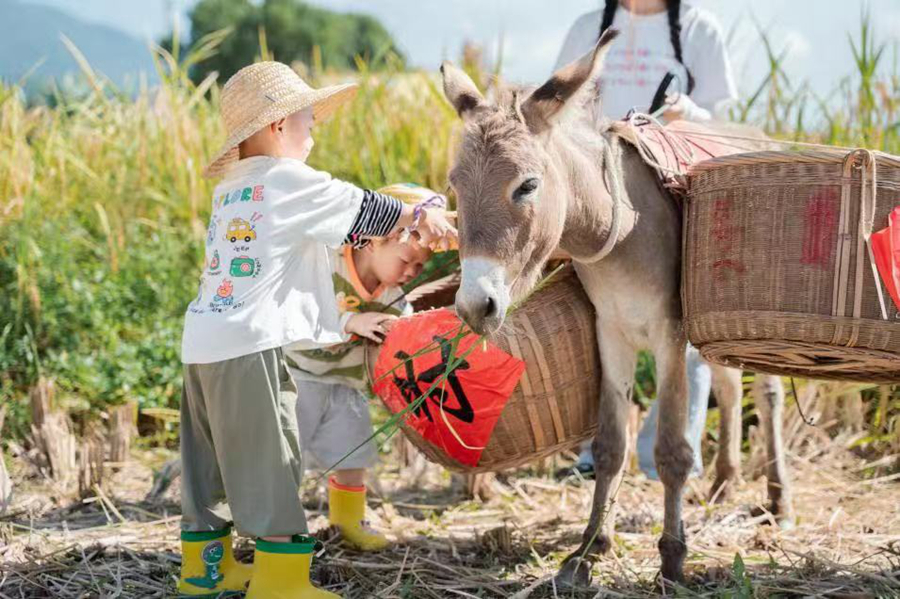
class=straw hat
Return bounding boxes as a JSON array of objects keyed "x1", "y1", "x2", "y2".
[
  {"x1": 376, "y1": 183, "x2": 446, "y2": 207},
  {"x1": 203, "y1": 61, "x2": 358, "y2": 178}
]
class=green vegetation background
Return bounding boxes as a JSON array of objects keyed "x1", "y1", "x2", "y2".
[{"x1": 0, "y1": 7, "x2": 897, "y2": 451}]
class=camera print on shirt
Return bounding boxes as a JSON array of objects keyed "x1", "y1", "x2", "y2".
[{"x1": 189, "y1": 185, "x2": 266, "y2": 314}]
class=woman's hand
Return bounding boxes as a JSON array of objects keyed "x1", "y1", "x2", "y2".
[
  {"x1": 663, "y1": 93, "x2": 687, "y2": 122},
  {"x1": 345, "y1": 312, "x2": 398, "y2": 343},
  {"x1": 662, "y1": 93, "x2": 711, "y2": 123}
]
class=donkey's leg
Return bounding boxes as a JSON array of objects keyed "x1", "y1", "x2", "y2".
[
  {"x1": 752, "y1": 374, "x2": 795, "y2": 527},
  {"x1": 557, "y1": 324, "x2": 636, "y2": 588},
  {"x1": 709, "y1": 365, "x2": 744, "y2": 502},
  {"x1": 653, "y1": 337, "x2": 694, "y2": 585}
]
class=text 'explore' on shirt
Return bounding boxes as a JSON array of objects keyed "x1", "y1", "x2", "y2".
[
  {"x1": 284, "y1": 246, "x2": 411, "y2": 391},
  {"x1": 181, "y1": 156, "x2": 365, "y2": 365},
  {"x1": 554, "y1": 3, "x2": 737, "y2": 120}
]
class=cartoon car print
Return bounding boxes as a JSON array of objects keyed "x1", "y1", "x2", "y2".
[{"x1": 226, "y1": 218, "x2": 256, "y2": 243}]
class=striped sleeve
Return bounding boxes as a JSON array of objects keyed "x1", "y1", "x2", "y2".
[{"x1": 343, "y1": 189, "x2": 403, "y2": 247}]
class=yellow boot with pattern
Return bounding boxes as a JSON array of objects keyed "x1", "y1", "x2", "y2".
[
  {"x1": 245, "y1": 536, "x2": 339, "y2": 598},
  {"x1": 178, "y1": 527, "x2": 252, "y2": 597},
  {"x1": 328, "y1": 478, "x2": 389, "y2": 551}
]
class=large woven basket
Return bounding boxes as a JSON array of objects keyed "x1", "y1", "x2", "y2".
[
  {"x1": 683, "y1": 149, "x2": 900, "y2": 382},
  {"x1": 369, "y1": 266, "x2": 601, "y2": 473},
  {"x1": 404, "y1": 272, "x2": 461, "y2": 312}
]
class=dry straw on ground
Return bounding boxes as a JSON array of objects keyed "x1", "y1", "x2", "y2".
[{"x1": 3, "y1": 400, "x2": 900, "y2": 599}]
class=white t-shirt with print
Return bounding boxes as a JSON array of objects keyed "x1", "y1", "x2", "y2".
[
  {"x1": 554, "y1": 4, "x2": 737, "y2": 121},
  {"x1": 181, "y1": 156, "x2": 362, "y2": 365}
]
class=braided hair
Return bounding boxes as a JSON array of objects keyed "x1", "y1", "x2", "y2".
[{"x1": 599, "y1": 0, "x2": 695, "y2": 94}]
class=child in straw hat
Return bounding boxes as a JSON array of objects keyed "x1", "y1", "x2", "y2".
[
  {"x1": 285, "y1": 183, "x2": 450, "y2": 554},
  {"x1": 178, "y1": 62, "x2": 455, "y2": 598}
]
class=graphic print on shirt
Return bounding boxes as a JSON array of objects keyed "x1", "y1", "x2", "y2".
[
  {"x1": 206, "y1": 216, "x2": 220, "y2": 247},
  {"x1": 208, "y1": 249, "x2": 221, "y2": 275},
  {"x1": 603, "y1": 46, "x2": 682, "y2": 92},
  {"x1": 229, "y1": 255, "x2": 262, "y2": 278},
  {"x1": 217, "y1": 184, "x2": 266, "y2": 209},
  {"x1": 210, "y1": 279, "x2": 235, "y2": 309},
  {"x1": 336, "y1": 291, "x2": 362, "y2": 313},
  {"x1": 225, "y1": 218, "x2": 256, "y2": 243},
  {"x1": 331, "y1": 273, "x2": 398, "y2": 316}
]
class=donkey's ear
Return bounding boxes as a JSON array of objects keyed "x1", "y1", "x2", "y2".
[
  {"x1": 441, "y1": 61, "x2": 489, "y2": 120},
  {"x1": 521, "y1": 29, "x2": 619, "y2": 134}
]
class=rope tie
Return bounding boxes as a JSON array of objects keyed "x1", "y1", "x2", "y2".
[
  {"x1": 854, "y1": 150, "x2": 889, "y2": 321},
  {"x1": 580, "y1": 138, "x2": 624, "y2": 263}
]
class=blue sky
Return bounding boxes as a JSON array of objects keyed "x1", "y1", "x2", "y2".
[{"x1": 20, "y1": 0, "x2": 900, "y2": 101}]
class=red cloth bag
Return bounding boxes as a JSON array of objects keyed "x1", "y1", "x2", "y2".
[
  {"x1": 871, "y1": 206, "x2": 900, "y2": 312},
  {"x1": 372, "y1": 309, "x2": 525, "y2": 467}
]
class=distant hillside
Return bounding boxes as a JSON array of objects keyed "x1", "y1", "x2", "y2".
[{"x1": 0, "y1": 0, "x2": 156, "y2": 94}]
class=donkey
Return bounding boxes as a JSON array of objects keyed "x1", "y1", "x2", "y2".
[{"x1": 441, "y1": 30, "x2": 792, "y2": 586}]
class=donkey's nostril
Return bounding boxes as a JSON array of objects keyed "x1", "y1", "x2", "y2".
[{"x1": 484, "y1": 296, "x2": 497, "y2": 319}]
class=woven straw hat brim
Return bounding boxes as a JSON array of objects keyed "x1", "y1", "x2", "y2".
[{"x1": 203, "y1": 82, "x2": 358, "y2": 179}]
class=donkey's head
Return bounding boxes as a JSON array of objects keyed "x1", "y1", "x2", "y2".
[{"x1": 444, "y1": 31, "x2": 618, "y2": 335}]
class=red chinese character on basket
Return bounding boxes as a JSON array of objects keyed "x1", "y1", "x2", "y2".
[
  {"x1": 801, "y1": 189, "x2": 839, "y2": 268},
  {"x1": 711, "y1": 199, "x2": 744, "y2": 281},
  {"x1": 372, "y1": 309, "x2": 525, "y2": 467}
]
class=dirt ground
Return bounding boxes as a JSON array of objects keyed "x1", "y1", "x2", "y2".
[{"x1": 2, "y1": 421, "x2": 899, "y2": 598}]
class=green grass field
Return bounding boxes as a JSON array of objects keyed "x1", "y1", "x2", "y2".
[{"x1": 0, "y1": 22, "x2": 897, "y2": 451}]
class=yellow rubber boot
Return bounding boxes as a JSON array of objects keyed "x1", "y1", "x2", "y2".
[
  {"x1": 328, "y1": 478, "x2": 389, "y2": 551},
  {"x1": 245, "y1": 536, "x2": 339, "y2": 598},
  {"x1": 178, "y1": 527, "x2": 252, "y2": 597}
]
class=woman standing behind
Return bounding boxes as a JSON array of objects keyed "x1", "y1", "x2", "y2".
[
  {"x1": 555, "y1": 0, "x2": 738, "y2": 479},
  {"x1": 555, "y1": 0, "x2": 737, "y2": 122}
]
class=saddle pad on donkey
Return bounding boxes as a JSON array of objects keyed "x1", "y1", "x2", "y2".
[{"x1": 611, "y1": 114, "x2": 768, "y2": 197}]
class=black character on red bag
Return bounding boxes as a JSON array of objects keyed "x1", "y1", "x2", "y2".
[{"x1": 393, "y1": 336, "x2": 474, "y2": 424}]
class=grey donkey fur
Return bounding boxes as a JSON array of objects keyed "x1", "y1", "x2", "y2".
[{"x1": 441, "y1": 30, "x2": 793, "y2": 588}]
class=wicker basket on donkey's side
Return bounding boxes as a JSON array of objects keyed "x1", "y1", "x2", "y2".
[
  {"x1": 370, "y1": 266, "x2": 601, "y2": 473},
  {"x1": 683, "y1": 149, "x2": 900, "y2": 382}
]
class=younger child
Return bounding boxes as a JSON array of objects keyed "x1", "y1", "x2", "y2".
[
  {"x1": 285, "y1": 183, "x2": 446, "y2": 552},
  {"x1": 178, "y1": 62, "x2": 455, "y2": 598}
]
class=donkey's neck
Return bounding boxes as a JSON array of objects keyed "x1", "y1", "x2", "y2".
[{"x1": 549, "y1": 123, "x2": 636, "y2": 262}]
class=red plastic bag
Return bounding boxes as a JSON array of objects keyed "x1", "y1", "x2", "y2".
[
  {"x1": 372, "y1": 309, "x2": 525, "y2": 467},
  {"x1": 871, "y1": 206, "x2": 900, "y2": 312}
]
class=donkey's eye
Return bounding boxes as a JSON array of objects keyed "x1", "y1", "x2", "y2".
[{"x1": 513, "y1": 178, "x2": 540, "y2": 202}]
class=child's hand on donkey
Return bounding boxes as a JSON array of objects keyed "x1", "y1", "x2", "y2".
[
  {"x1": 345, "y1": 312, "x2": 399, "y2": 343},
  {"x1": 414, "y1": 208, "x2": 458, "y2": 252}
]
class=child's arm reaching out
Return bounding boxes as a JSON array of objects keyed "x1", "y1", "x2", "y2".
[
  {"x1": 276, "y1": 164, "x2": 457, "y2": 250},
  {"x1": 344, "y1": 189, "x2": 455, "y2": 250}
]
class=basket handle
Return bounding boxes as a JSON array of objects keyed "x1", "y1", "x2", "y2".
[{"x1": 850, "y1": 150, "x2": 889, "y2": 322}]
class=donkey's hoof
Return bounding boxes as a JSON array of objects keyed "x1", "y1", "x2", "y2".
[
  {"x1": 658, "y1": 534, "x2": 686, "y2": 586},
  {"x1": 556, "y1": 556, "x2": 593, "y2": 589}
]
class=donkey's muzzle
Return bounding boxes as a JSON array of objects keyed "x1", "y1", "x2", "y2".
[{"x1": 456, "y1": 257, "x2": 509, "y2": 335}]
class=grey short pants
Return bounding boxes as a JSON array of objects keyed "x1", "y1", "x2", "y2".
[
  {"x1": 180, "y1": 347, "x2": 308, "y2": 538},
  {"x1": 290, "y1": 375, "x2": 378, "y2": 472}
]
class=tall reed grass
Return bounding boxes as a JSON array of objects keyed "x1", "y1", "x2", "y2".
[
  {"x1": 0, "y1": 18, "x2": 897, "y2": 456},
  {"x1": 0, "y1": 35, "x2": 456, "y2": 438}
]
